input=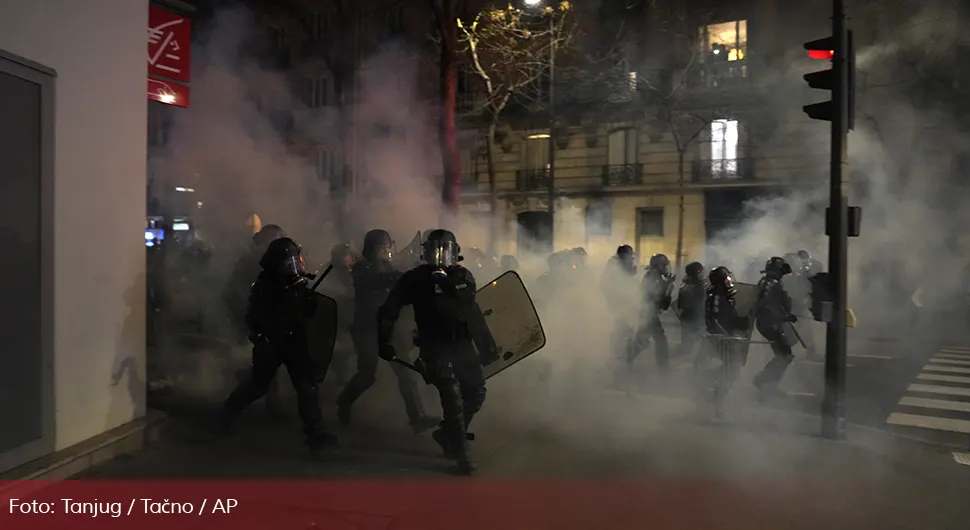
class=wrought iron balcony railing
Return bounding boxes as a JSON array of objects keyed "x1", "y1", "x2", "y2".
[
  {"x1": 691, "y1": 158, "x2": 754, "y2": 182},
  {"x1": 516, "y1": 169, "x2": 550, "y2": 191},
  {"x1": 600, "y1": 164, "x2": 643, "y2": 186}
]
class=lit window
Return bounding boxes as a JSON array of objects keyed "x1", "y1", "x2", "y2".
[{"x1": 700, "y1": 20, "x2": 747, "y2": 62}]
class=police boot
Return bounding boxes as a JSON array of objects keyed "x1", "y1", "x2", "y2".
[{"x1": 753, "y1": 356, "x2": 793, "y2": 401}]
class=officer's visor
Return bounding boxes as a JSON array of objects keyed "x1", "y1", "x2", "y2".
[
  {"x1": 425, "y1": 241, "x2": 457, "y2": 267},
  {"x1": 280, "y1": 254, "x2": 307, "y2": 277}
]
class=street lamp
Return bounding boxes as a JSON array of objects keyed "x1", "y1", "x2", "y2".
[{"x1": 523, "y1": 0, "x2": 556, "y2": 250}]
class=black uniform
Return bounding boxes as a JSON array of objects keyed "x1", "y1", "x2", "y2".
[
  {"x1": 377, "y1": 229, "x2": 488, "y2": 475},
  {"x1": 336, "y1": 230, "x2": 438, "y2": 432},
  {"x1": 676, "y1": 261, "x2": 707, "y2": 358},
  {"x1": 753, "y1": 257, "x2": 797, "y2": 396},
  {"x1": 222, "y1": 224, "x2": 287, "y2": 417},
  {"x1": 321, "y1": 244, "x2": 357, "y2": 384},
  {"x1": 703, "y1": 266, "x2": 751, "y2": 414},
  {"x1": 601, "y1": 245, "x2": 641, "y2": 364},
  {"x1": 221, "y1": 237, "x2": 335, "y2": 449},
  {"x1": 637, "y1": 254, "x2": 675, "y2": 372}
]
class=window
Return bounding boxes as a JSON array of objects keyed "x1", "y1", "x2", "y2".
[
  {"x1": 709, "y1": 119, "x2": 739, "y2": 177},
  {"x1": 699, "y1": 20, "x2": 747, "y2": 62},
  {"x1": 272, "y1": 27, "x2": 287, "y2": 50},
  {"x1": 307, "y1": 12, "x2": 328, "y2": 40},
  {"x1": 607, "y1": 128, "x2": 637, "y2": 166},
  {"x1": 627, "y1": 71, "x2": 638, "y2": 91},
  {"x1": 586, "y1": 200, "x2": 612, "y2": 236},
  {"x1": 523, "y1": 135, "x2": 550, "y2": 170},
  {"x1": 306, "y1": 77, "x2": 330, "y2": 108},
  {"x1": 315, "y1": 148, "x2": 332, "y2": 181},
  {"x1": 458, "y1": 143, "x2": 478, "y2": 185},
  {"x1": 388, "y1": 6, "x2": 405, "y2": 33},
  {"x1": 637, "y1": 208, "x2": 664, "y2": 237}
]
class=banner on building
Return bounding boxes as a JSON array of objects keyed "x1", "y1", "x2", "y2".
[{"x1": 148, "y1": 3, "x2": 191, "y2": 107}]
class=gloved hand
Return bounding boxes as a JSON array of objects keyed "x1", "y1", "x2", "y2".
[
  {"x1": 378, "y1": 342, "x2": 397, "y2": 362},
  {"x1": 786, "y1": 314, "x2": 798, "y2": 323}
]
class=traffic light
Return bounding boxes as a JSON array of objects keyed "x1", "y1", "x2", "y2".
[
  {"x1": 803, "y1": 31, "x2": 855, "y2": 129},
  {"x1": 808, "y1": 272, "x2": 834, "y2": 322}
]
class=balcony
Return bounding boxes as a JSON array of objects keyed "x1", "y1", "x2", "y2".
[
  {"x1": 690, "y1": 60, "x2": 749, "y2": 89},
  {"x1": 601, "y1": 164, "x2": 643, "y2": 187},
  {"x1": 691, "y1": 158, "x2": 755, "y2": 182},
  {"x1": 516, "y1": 169, "x2": 549, "y2": 192}
]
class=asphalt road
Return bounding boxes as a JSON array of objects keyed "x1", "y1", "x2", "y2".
[
  {"x1": 91, "y1": 363, "x2": 970, "y2": 529},
  {"x1": 622, "y1": 320, "x2": 970, "y2": 448}
]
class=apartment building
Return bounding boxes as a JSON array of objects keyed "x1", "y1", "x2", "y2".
[{"x1": 455, "y1": 0, "x2": 839, "y2": 263}]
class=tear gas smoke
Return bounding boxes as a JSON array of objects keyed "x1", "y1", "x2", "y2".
[
  {"x1": 486, "y1": 0, "x2": 970, "y2": 456},
  {"x1": 148, "y1": 3, "x2": 969, "y2": 469},
  {"x1": 149, "y1": 7, "x2": 455, "y2": 398}
]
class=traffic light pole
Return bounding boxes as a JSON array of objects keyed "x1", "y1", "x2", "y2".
[{"x1": 821, "y1": 0, "x2": 850, "y2": 440}]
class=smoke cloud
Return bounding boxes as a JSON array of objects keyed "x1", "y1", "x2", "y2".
[{"x1": 148, "y1": 1, "x2": 969, "y2": 478}]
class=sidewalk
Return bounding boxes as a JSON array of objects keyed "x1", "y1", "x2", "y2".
[{"x1": 71, "y1": 372, "x2": 970, "y2": 529}]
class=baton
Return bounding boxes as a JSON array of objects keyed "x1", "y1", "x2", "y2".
[
  {"x1": 309, "y1": 264, "x2": 333, "y2": 292},
  {"x1": 783, "y1": 314, "x2": 807, "y2": 349}
]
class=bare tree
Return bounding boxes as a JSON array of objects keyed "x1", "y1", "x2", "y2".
[
  {"x1": 457, "y1": 2, "x2": 576, "y2": 251},
  {"x1": 638, "y1": 6, "x2": 726, "y2": 271},
  {"x1": 430, "y1": 0, "x2": 466, "y2": 221}
]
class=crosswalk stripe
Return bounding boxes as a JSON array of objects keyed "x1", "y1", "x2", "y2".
[
  {"x1": 938, "y1": 349, "x2": 970, "y2": 355},
  {"x1": 898, "y1": 396, "x2": 970, "y2": 412},
  {"x1": 930, "y1": 358, "x2": 970, "y2": 366},
  {"x1": 886, "y1": 413, "x2": 970, "y2": 434},
  {"x1": 942, "y1": 346, "x2": 970, "y2": 352},
  {"x1": 917, "y1": 373, "x2": 970, "y2": 384},
  {"x1": 908, "y1": 383, "x2": 970, "y2": 397},
  {"x1": 923, "y1": 364, "x2": 970, "y2": 374},
  {"x1": 847, "y1": 354, "x2": 893, "y2": 359}
]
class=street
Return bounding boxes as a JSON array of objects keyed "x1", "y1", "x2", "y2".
[
  {"x1": 86, "y1": 364, "x2": 970, "y2": 529},
  {"x1": 77, "y1": 326, "x2": 970, "y2": 528}
]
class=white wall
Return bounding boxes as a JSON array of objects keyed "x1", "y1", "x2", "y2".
[{"x1": 0, "y1": 0, "x2": 148, "y2": 454}]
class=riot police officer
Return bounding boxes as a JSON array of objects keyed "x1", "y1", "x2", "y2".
[
  {"x1": 784, "y1": 251, "x2": 819, "y2": 360},
  {"x1": 337, "y1": 229, "x2": 439, "y2": 433},
  {"x1": 638, "y1": 253, "x2": 676, "y2": 372},
  {"x1": 753, "y1": 257, "x2": 797, "y2": 399},
  {"x1": 222, "y1": 224, "x2": 287, "y2": 418},
  {"x1": 676, "y1": 261, "x2": 707, "y2": 358},
  {"x1": 500, "y1": 254, "x2": 519, "y2": 273},
  {"x1": 601, "y1": 245, "x2": 641, "y2": 364},
  {"x1": 376, "y1": 229, "x2": 489, "y2": 475},
  {"x1": 221, "y1": 237, "x2": 336, "y2": 450},
  {"x1": 322, "y1": 243, "x2": 357, "y2": 384},
  {"x1": 703, "y1": 266, "x2": 751, "y2": 416}
]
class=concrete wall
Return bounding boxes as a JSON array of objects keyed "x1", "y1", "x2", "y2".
[{"x1": 0, "y1": 0, "x2": 147, "y2": 467}]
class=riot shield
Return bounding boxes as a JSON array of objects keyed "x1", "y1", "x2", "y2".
[
  {"x1": 306, "y1": 292, "x2": 339, "y2": 383},
  {"x1": 730, "y1": 282, "x2": 760, "y2": 362},
  {"x1": 478, "y1": 271, "x2": 546, "y2": 379},
  {"x1": 393, "y1": 231, "x2": 422, "y2": 271},
  {"x1": 393, "y1": 271, "x2": 546, "y2": 380}
]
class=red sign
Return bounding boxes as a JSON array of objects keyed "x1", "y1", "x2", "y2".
[
  {"x1": 148, "y1": 4, "x2": 191, "y2": 83},
  {"x1": 148, "y1": 77, "x2": 190, "y2": 108}
]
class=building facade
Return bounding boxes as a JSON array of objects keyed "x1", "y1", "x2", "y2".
[
  {"x1": 456, "y1": 0, "x2": 832, "y2": 263},
  {"x1": 0, "y1": 0, "x2": 148, "y2": 473}
]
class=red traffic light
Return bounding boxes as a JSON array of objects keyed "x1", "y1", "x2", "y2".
[{"x1": 808, "y1": 49, "x2": 834, "y2": 60}]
